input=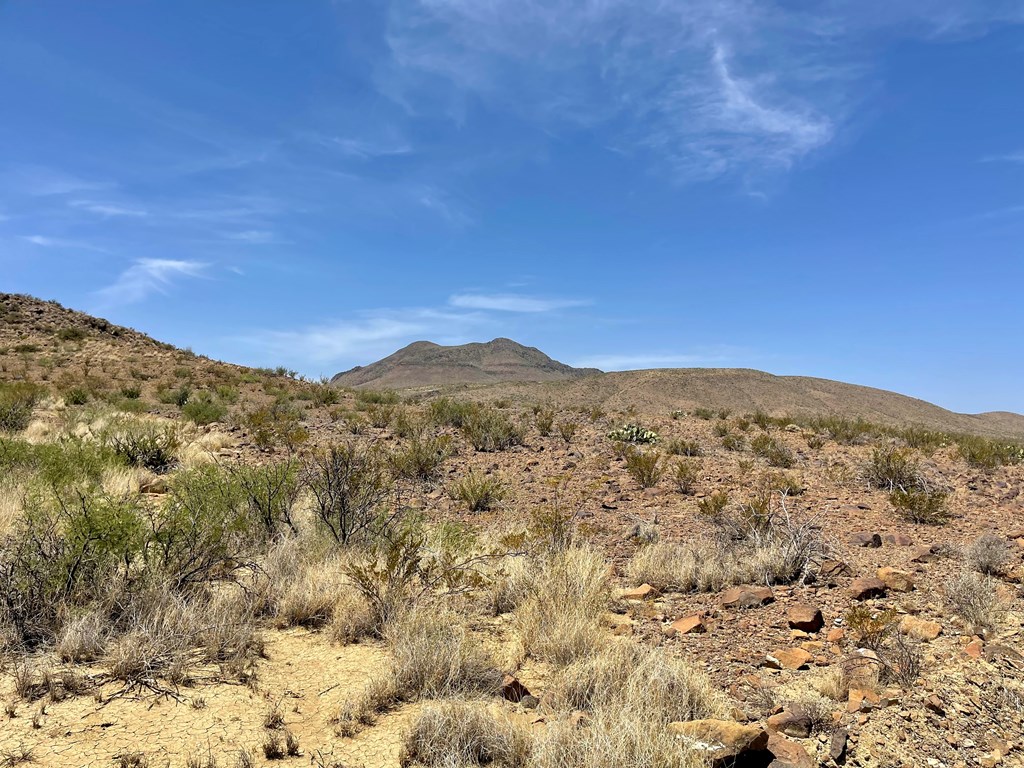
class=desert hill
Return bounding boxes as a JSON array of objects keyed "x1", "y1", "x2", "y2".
[
  {"x1": 330, "y1": 338, "x2": 601, "y2": 389},
  {"x1": 338, "y1": 340, "x2": 1024, "y2": 439}
]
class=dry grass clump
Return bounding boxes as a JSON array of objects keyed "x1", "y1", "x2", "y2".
[
  {"x1": 400, "y1": 701, "x2": 532, "y2": 767},
  {"x1": 56, "y1": 609, "x2": 108, "y2": 662},
  {"x1": 944, "y1": 570, "x2": 1006, "y2": 632},
  {"x1": 964, "y1": 533, "x2": 1010, "y2": 575},
  {"x1": 336, "y1": 606, "x2": 502, "y2": 735},
  {"x1": 273, "y1": 555, "x2": 349, "y2": 629},
  {"x1": 514, "y1": 546, "x2": 609, "y2": 665},
  {"x1": 328, "y1": 590, "x2": 376, "y2": 644}
]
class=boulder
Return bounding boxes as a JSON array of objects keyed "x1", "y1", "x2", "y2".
[
  {"x1": 877, "y1": 567, "x2": 914, "y2": 592},
  {"x1": 767, "y1": 732, "x2": 815, "y2": 768},
  {"x1": 721, "y1": 585, "x2": 774, "y2": 609},
  {"x1": 619, "y1": 583, "x2": 659, "y2": 600},
  {"x1": 898, "y1": 615, "x2": 942, "y2": 641},
  {"x1": 850, "y1": 532, "x2": 882, "y2": 548},
  {"x1": 850, "y1": 577, "x2": 887, "y2": 600},
  {"x1": 787, "y1": 604, "x2": 824, "y2": 633},
  {"x1": 764, "y1": 648, "x2": 813, "y2": 670},
  {"x1": 766, "y1": 707, "x2": 813, "y2": 738},
  {"x1": 666, "y1": 614, "x2": 706, "y2": 636},
  {"x1": 668, "y1": 719, "x2": 770, "y2": 766}
]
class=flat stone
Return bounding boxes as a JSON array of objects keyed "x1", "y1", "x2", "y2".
[
  {"x1": 666, "y1": 614, "x2": 706, "y2": 636},
  {"x1": 764, "y1": 648, "x2": 813, "y2": 670},
  {"x1": 767, "y1": 732, "x2": 815, "y2": 768},
  {"x1": 721, "y1": 585, "x2": 774, "y2": 609},
  {"x1": 850, "y1": 577, "x2": 887, "y2": 600},
  {"x1": 669, "y1": 719, "x2": 770, "y2": 765},
  {"x1": 898, "y1": 615, "x2": 942, "y2": 641},
  {"x1": 877, "y1": 567, "x2": 914, "y2": 592},
  {"x1": 787, "y1": 604, "x2": 824, "y2": 633},
  {"x1": 619, "y1": 583, "x2": 659, "y2": 600}
]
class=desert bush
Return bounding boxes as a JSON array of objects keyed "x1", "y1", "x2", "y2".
[
  {"x1": 712, "y1": 422, "x2": 729, "y2": 438},
  {"x1": 157, "y1": 384, "x2": 192, "y2": 408},
  {"x1": 671, "y1": 459, "x2": 699, "y2": 494},
  {"x1": 665, "y1": 438, "x2": 702, "y2": 457},
  {"x1": 390, "y1": 435, "x2": 452, "y2": 482},
  {"x1": 105, "y1": 419, "x2": 180, "y2": 473},
  {"x1": 56, "y1": 609, "x2": 108, "y2": 662},
  {"x1": 366, "y1": 403, "x2": 396, "y2": 428},
  {"x1": 391, "y1": 410, "x2": 426, "y2": 440},
  {"x1": 607, "y1": 423, "x2": 658, "y2": 444},
  {"x1": 515, "y1": 546, "x2": 608, "y2": 665},
  {"x1": 944, "y1": 571, "x2": 1005, "y2": 631},
  {"x1": 692, "y1": 407, "x2": 715, "y2": 420},
  {"x1": 696, "y1": 490, "x2": 729, "y2": 518},
  {"x1": 956, "y1": 435, "x2": 1024, "y2": 469},
  {"x1": 965, "y1": 533, "x2": 1010, "y2": 575},
  {"x1": 303, "y1": 443, "x2": 393, "y2": 545},
  {"x1": 401, "y1": 701, "x2": 532, "y2": 768},
  {"x1": 182, "y1": 393, "x2": 227, "y2": 425},
  {"x1": 429, "y1": 397, "x2": 479, "y2": 429},
  {"x1": 864, "y1": 445, "x2": 920, "y2": 491},
  {"x1": 229, "y1": 460, "x2": 301, "y2": 540},
  {"x1": 65, "y1": 387, "x2": 91, "y2": 405},
  {"x1": 767, "y1": 472, "x2": 804, "y2": 496},
  {"x1": 750, "y1": 433, "x2": 794, "y2": 468},
  {"x1": 624, "y1": 449, "x2": 662, "y2": 488},
  {"x1": 448, "y1": 470, "x2": 509, "y2": 512},
  {"x1": 845, "y1": 606, "x2": 923, "y2": 687},
  {"x1": 462, "y1": 409, "x2": 525, "y2": 452},
  {"x1": 720, "y1": 432, "x2": 745, "y2": 451},
  {"x1": 356, "y1": 389, "x2": 399, "y2": 406},
  {"x1": 0, "y1": 383, "x2": 44, "y2": 433},
  {"x1": 240, "y1": 403, "x2": 308, "y2": 451},
  {"x1": 889, "y1": 488, "x2": 951, "y2": 524},
  {"x1": 119, "y1": 385, "x2": 142, "y2": 400},
  {"x1": 556, "y1": 420, "x2": 579, "y2": 444},
  {"x1": 808, "y1": 415, "x2": 877, "y2": 445},
  {"x1": 535, "y1": 407, "x2": 555, "y2": 436}
]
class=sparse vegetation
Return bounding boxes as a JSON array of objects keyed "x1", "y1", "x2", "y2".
[{"x1": 448, "y1": 470, "x2": 508, "y2": 511}]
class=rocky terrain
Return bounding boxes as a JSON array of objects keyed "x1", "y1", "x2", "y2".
[{"x1": 0, "y1": 293, "x2": 1022, "y2": 768}]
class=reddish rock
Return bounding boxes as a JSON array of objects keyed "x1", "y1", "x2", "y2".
[
  {"x1": 826, "y1": 627, "x2": 846, "y2": 643},
  {"x1": 721, "y1": 585, "x2": 774, "y2": 609},
  {"x1": 764, "y1": 648, "x2": 813, "y2": 670},
  {"x1": 787, "y1": 604, "x2": 824, "y2": 633},
  {"x1": 767, "y1": 707, "x2": 813, "y2": 738},
  {"x1": 668, "y1": 719, "x2": 770, "y2": 765},
  {"x1": 847, "y1": 687, "x2": 881, "y2": 713},
  {"x1": 910, "y1": 545, "x2": 941, "y2": 563},
  {"x1": 620, "y1": 583, "x2": 659, "y2": 600},
  {"x1": 898, "y1": 615, "x2": 942, "y2": 641},
  {"x1": 877, "y1": 567, "x2": 914, "y2": 592},
  {"x1": 883, "y1": 533, "x2": 914, "y2": 546},
  {"x1": 818, "y1": 559, "x2": 853, "y2": 579},
  {"x1": 767, "y1": 732, "x2": 815, "y2": 768},
  {"x1": 850, "y1": 532, "x2": 882, "y2": 548},
  {"x1": 964, "y1": 639, "x2": 984, "y2": 659},
  {"x1": 666, "y1": 614, "x2": 706, "y2": 636},
  {"x1": 924, "y1": 695, "x2": 945, "y2": 716},
  {"x1": 850, "y1": 577, "x2": 887, "y2": 600}
]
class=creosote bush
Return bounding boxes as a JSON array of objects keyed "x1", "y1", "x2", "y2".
[
  {"x1": 750, "y1": 433, "x2": 794, "y2": 468},
  {"x1": 672, "y1": 459, "x2": 699, "y2": 494},
  {"x1": 889, "y1": 488, "x2": 951, "y2": 525},
  {"x1": 462, "y1": 409, "x2": 525, "y2": 452},
  {"x1": 448, "y1": 470, "x2": 508, "y2": 512},
  {"x1": 303, "y1": 442, "x2": 393, "y2": 545},
  {"x1": 624, "y1": 448, "x2": 662, "y2": 488},
  {"x1": 0, "y1": 383, "x2": 43, "y2": 433}
]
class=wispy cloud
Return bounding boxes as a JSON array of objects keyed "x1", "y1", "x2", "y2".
[
  {"x1": 19, "y1": 234, "x2": 106, "y2": 251},
  {"x1": 95, "y1": 258, "x2": 207, "y2": 306},
  {"x1": 223, "y1": 229, "x2": 276, "y2": 244},
  {"x1": 2, "y1": 166, "x2": 110, "y2": 196},
  {"x1": 572, "y1": 352, "x2": 733, "y2": 371},
  {"x1": 69, "y1": 200, "x2": 149, "y2": 217},
  {"x1": 331, "y1": 137, "x2": 413, "y2": 159},
  {"x1": 449, "y1": 293, "x2": 589, "y2": 313},
  {"x1": 981, "y1": 151, "x2": 1024, "y2": 164}
]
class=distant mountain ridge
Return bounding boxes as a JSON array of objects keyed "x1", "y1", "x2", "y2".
[{"x1": 330, "y1": 338, "x2": 601, "y2": 389}]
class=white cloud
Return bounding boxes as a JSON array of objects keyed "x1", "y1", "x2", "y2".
[
  {"x1": 223, "y1": 229, "x2": 276, "y2": 244},
  {"x1": 332, "y1": 137, "x2": 413, "y2": 159},
  {"x1": 981, "y1": 151, "x2": 1024, "y2": 164},
  {"x1": 69, "y1": 200, "x2": 149, "y2": 217},
  {"x1": 572, "y1": 352, "x2": 732, "y2": 371},
  {"x1": 20, "y1": 234, "x2": 106, "y2": 251},
  {"x1": 95, "y1": 258, "x2": 207, "y2": 306},
  {"x1": 449, "y1": 293, "x2": 589, "y2": 313}
]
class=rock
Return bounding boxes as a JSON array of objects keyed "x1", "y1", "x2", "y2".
[
  {"x1": 767, "y1": 733, "x2": 815, "y2": 768},
  {"x1": 721, "y1": 585, "x2": 774, "y2": 609},
  {"x1": 520, "y1": 695, "x2": 539, "y2": 710},
  {"x1": 964, "y1": 639, "x2": 984, "y2": 659},
  {"x1": 666, "y1": 614, "x2": 706, "y2": 636},
  {"x1": 850, "y1": 577, "x2": 887, "y2": 600},
  {"x1": 910, "y1": 545, "x2": 941, "y2": 563},
  {"x1": 500, "y1": 675, "x2": 532, "y2": 703},
  {"x1": 829, "y1": 728, "x2": 849, "y2": 764},
  {"x1": 898, "y1": 615, "x2": 942, "y2": 641},
  {"x1": 883, "y1": 533, "x2": 914, "y2": 546},
  {"x1": 847, "y1": 688, "x2": 880, "y2": 713},
  {"x1": 668, "y1": 719, "x2": 770, "y2": 766},
  {"x1": 767, "y1": 707, "x2": 813, "y2": 738},
  {"x1": 877, "y1": 567, "x2": 914, "y2": 592},
  {"x1": 818, "y1": 559, "x2": 853, "y2": 579},
  {"x1": 924, "y1": 695, "x2": 945, "y2": 716},
  {"x1": 140, "y1": 475, "x2": 168, "y2": 494},
  {"x1": 619, "y1": 583, "x2": 659, "y2": 600},
  {"x1": 850, "y1": 532, "x2": 882, "y2": 548},
  {"x1": 826, "y1": 627, "x2": 846, "y2": 643},
  {"x1": 764, "y1": 648, "x2": 813, "y2": 670},
  {"x1": 787, "y1": 604, "x2": 824, "y2": 633}
]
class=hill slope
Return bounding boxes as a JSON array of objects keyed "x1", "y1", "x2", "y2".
[
  {"x1": 464, "y1": 367, "x2": 1024, "y2": 438},
  {"x1": 330, "y1": 338, "x2": 601, "y2": 389}
]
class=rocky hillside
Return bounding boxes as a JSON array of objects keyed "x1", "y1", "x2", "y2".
[{"x1": 331, "y1": 338, "x2": 601, "y2": 389}]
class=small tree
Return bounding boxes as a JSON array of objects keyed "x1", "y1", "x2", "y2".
[{"x1": 303, "y1": 443, "x2": 394, "y2": 545}]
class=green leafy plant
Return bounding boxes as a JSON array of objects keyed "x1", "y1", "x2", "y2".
[
  {"x1": 607, "y1": 423, "x2": 658, "y2": 444},
  {"x1": 624, "y1": 449, "x2": 662, "y2": 488},
  {"x1": 448, "y1": 470, "x2": 509, "y2": 512}
]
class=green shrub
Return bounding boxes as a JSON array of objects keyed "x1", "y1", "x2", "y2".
[
  {"x1": 448, "y1": 470, "x2": 508, "y2": 512},
  {"x1": 557, "y1": 421, "x2": 579, "y2": 444},
  {"x1": 229, "y1": 460, "x2": 301, "y2": 540},
  {"x1": 64, "y1": 387, "x2": 90, "y2": 406},
  {"x1": 367, "y1": 403, "x2": 396, "y2": 428},
  {"x1": 390, "y1": 435, "x2": 453, "y2": 482},
  {"x1": 0, "y1": 382, "x2": 43, "y2": 432},
  {"x1": 356, "y1": 389, "x2": 399, "y2": 406},
  {"x1": 624, "y1": 449, "x2": 662, "y2": 488},
  {"x1": 158, "y1": 385, "x2": 192, "y2": 408},
  {"x1": 429, "y1": 398, "x2": 479, "y2": 429},
  {"x1": 889, "y1": 488, "x2": 951, "y2": 524},
  {"x1": 241, "y1": 403, "x2": 308, "y2": 451},
  {"x1": 697, "y1": 491, "x2": 729, "y2": 518},
  {"x1": 865, "y1": 445, "x2": 920, "y2": 491},
  {"x1": 692, "y1": 408, "x2": 715, "y2": 420},
  {"x1": 55, "y1": 328, "x2": 87, "y2": 342},
  {"x1": 607, "y1": 423, "x2": 658, "y2": 444},
  {"x1": 462, "y1": 409, "x2": 524, "y2": 452},
  {"x1": 182, "y1": 392, "x2": 227, "y2": 425},
  {"x1": 665, "y1": 438, "x2": 702, "y2": 457},
  {"x1": 105, "y1": 420, "x2": 180, "y2": 473},
  {"x1": 302, "y1": 443, "x2": 393, "y2": 545},
  {"x1": 807, "y1": 415, "x2": 876, "y2": 445},
  {"x1": 712, "y1": 422, "x2": 729, "y2": 438},
  {"x1": 672, "y1": 459, "x2": 699, "y2": 494},
  {"x1": 956, "y1": 435, "x2": 1024, "y2": 469},
  {"x1": 750, "y1": 433, "x2": 794, "y2": 468},
  {"x1": 119, "y1": 385, "x2": 142, "y2": 400},
  {"x1": 721, "y1": 433, "x2": 745, "y2": 451},
  {"x1": 535, "y1": 408, "x2": 555, "y2": 437}
]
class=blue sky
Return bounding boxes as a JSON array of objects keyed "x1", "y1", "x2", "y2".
[{"x1": 1, "y1": 1, "x2": 1022, "y2": 413}]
